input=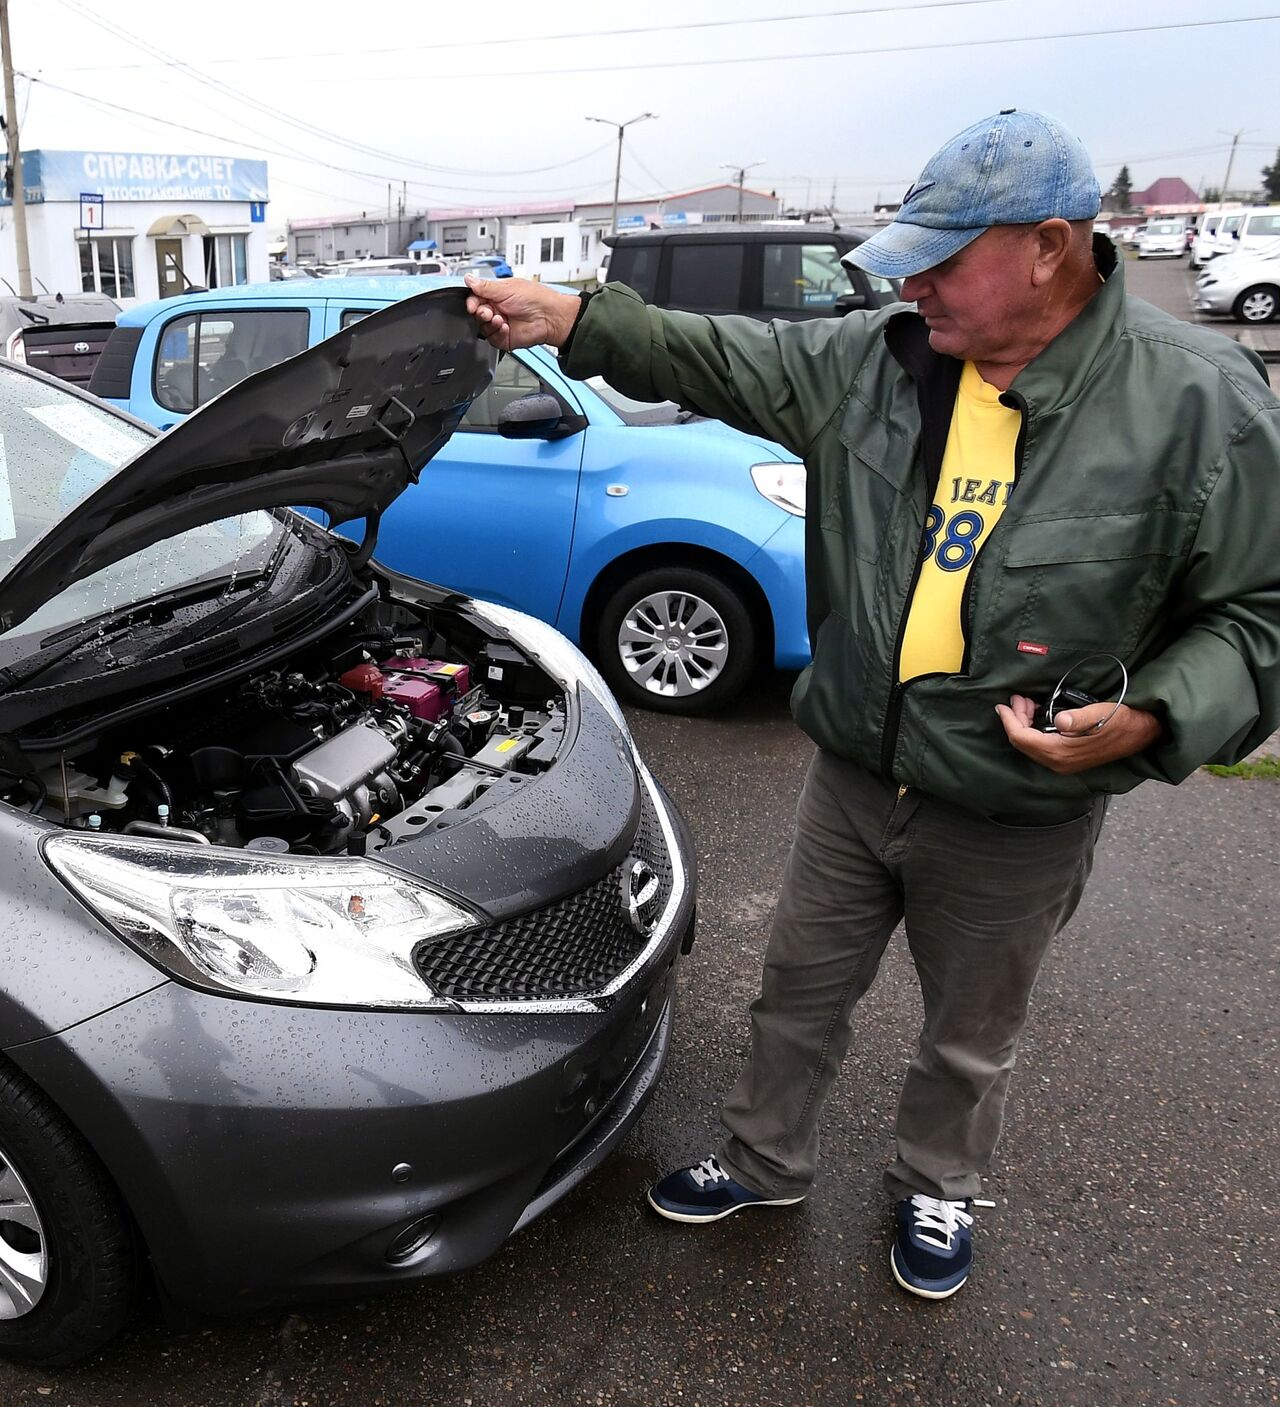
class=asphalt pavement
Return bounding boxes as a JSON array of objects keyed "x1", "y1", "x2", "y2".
[{"x1": 2, "y1": 257, "x2": 1275, "y2": 1407}]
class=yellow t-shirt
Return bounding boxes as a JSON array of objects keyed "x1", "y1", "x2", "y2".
[{"x1": 898, "y1": 362, "x2": 1021, "y2": 682}]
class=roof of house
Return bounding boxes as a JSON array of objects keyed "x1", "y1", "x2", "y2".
[{"x1": 1132, "y1": 177, "x2": 1199, "y2": 207}]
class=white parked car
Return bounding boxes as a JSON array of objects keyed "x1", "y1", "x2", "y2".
[
  {"x1": 1137, "y1": 219, "x2": 1186, "y2": 259},
  {"x1": 1192, "y1": 245, "x2": 1280, "y2": 323}
]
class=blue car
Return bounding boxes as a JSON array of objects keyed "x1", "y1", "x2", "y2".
[{"x1": 87, "y1": 277, "x2": 808, "y2": 713}]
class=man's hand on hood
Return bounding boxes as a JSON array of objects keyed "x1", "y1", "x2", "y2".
[{"x1": 465, "y1": 276, "x2": 582, "y2": 353}]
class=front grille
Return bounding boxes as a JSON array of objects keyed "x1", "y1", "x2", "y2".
[{"x1": 413, "y1": 786, "x2": 673, "y2": 1002}]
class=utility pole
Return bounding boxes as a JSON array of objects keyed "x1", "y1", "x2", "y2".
[
  {"x1": 1218, "y1": 128, "x2": 1256, "y2": 203},
  {"x1": 586, "y1": 113, "x2": 657, "y2": 235},
  {"x1": 0, "y1": 0, "x2": 32, "y2": 298},
  {"x1": 721, "y1": 161, "x2": 765, "y2": 223}
]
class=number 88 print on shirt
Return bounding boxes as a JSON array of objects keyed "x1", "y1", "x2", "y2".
[{"x1": 898, "y1": 361, "x2": 1022, "y2": 682}]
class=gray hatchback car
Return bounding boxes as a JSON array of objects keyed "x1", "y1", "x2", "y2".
[{"x1": 0, "y1": 288, "x2": 694, "y2": 1364}]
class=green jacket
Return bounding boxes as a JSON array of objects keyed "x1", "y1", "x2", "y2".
[{"x1": 563, "y1": 244, "x2": 1280, "y2": 823}]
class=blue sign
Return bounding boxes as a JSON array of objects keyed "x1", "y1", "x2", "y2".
[
  {"x1": 616, "y1": 213, "x2": 645, "y2": 229},
  {"x1": 4, "y1": 150, "x2": 269, "y2": 205},
  {"x1": 249, "y1": 201, "x2": 266, "y2": 223},
  {"x1": 662, "y1": 211, "x2": 688, "y2": 226}
]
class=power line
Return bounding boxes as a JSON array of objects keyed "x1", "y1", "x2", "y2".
[
  {"x1": 47, "y1": 0, "x2": 616, "y2": 181},
  {"x1": 24, "y1": 76, "x2": 625, "y2": 200},
  {"x1": 262, "y1": 13, "x2": 1280, "y2": 83},
  {"x1": 43, "y1": 0, "x2": 1019, "y2": 72}
]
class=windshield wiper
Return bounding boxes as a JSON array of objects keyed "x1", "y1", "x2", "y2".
[{"x1": 0, "y1": 558, "x2": 280, "y2": 693}]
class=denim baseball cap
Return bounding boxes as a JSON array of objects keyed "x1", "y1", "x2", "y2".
[{"x1": 846, "y1": 109, "x2": 1101, "y2": 279}]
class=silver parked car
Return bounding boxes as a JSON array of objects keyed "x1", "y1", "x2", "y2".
[{"x1": 1192, "y1": 244, "x2": 1280, "y2": 323}]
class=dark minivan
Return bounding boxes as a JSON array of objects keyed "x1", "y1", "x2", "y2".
[{"x1": 602, "y1": 224, "x2": 900, "y2": 321}]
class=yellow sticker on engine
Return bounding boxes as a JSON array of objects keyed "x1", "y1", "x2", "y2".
[
  {"x1": 439, "y1": 664, "x2": 461, "y2": 674},
  {"x1": 496, "y1": 738, "x2": 519, "y2": 753}
]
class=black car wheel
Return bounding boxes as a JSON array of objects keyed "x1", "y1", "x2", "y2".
[
  {"x1": 596, "y1": 566, "x2": 756, "y2": 714},
  {"x1": 1234, "y1": 285, "x2": 1280, "y2": 323},
  {"x1": 0, "y1": 1062, "x2": 137, "y2": 1365}
]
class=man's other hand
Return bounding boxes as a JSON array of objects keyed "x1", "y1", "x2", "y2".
[
  {"x1": 995, "y1": 694, "x2": 1163, "y2": 774},
  {"x1": 464, "y1": 276, "x2": 582, "y2": 352}
]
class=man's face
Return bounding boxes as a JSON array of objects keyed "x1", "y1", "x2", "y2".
[{"x1": 899, "y1": 226, "x2": 1041, "y2": 362}]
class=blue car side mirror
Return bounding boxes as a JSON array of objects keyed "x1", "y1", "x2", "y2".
[{"x1": 497, "y1": 393, "x2": 568, "y2": 439}]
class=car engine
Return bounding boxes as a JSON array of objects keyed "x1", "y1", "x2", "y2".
[{"x1": 10, "y1": 618, "x2": 566, "y2": 856}]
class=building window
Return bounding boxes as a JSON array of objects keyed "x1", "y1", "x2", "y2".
[
  {"x1": 75, "y1": 235, "x2": 135, "y2": 299},
  {"x1": 539, "y1": 236, "x2": 564, "y2": 263},
  {"x1": 581, "y1": 234, "x2": 590, "y2": 260},
  {"x1": 153, "y1": 308, "x2": 310, "y2": 414},
  {"x1": 513, "y1": 243, "x2": 525, "y2": 266},
  {"x1": 202, "y1": 233, "x2": 249, "y2": 289}
]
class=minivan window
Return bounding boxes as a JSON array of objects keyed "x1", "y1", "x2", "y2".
[
  {"x1": 762, "y1": 243, "x2": 852, "y2": 312},
  {"x1": 666, "y1": 243, "x2": 745, "y2": 311},
  {"x1": 1245, "y1": 213, "x2": 1280, "y2": 238},
  {"x1": 608, "y1": 244, "x2": 660, "y2": 300},
  {"x1": 154, "y1": 309, "x2": 309, "y2": 414}
]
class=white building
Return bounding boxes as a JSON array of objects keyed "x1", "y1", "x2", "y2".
[
  {"x1": 505, "y1": 220, "x2": 601, "y2": 284},
  {"x1": 0, "y1": 149, "x2": 271, "y2": 307}
]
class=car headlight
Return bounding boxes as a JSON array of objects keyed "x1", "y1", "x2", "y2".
[
  {"x1": 44, "y1": 835, "x2": 474, "y2": 1009},
  {"x1": 469, "y1": 601, "x2": 634, "y2": 746},
  {"x1": 751, "y1": 461, "x2": 806, "y2": 517}
]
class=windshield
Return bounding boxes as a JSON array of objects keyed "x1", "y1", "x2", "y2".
[
  {"x1": 1147, "y1": 221, "x2": 1182, "y2": 235},
  {"x1": 0, "y1": 367, "x2": 282, "y2": 639}
]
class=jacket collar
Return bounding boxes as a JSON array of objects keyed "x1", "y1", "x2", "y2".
[{"x1": 883, "y1": 234, "x2": 1125, "y2": 417}]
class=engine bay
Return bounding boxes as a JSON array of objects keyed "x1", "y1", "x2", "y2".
[{"x1": 5, "y1": 601, "x2": 567, "y2": 855}]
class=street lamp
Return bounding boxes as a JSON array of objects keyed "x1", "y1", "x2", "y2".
[
  {"x1": 721, "y1": 161, "x2": 766, "y2": 223},
  {"x1": 587, "y1": 112, "x2": 657, "y2": 235}
]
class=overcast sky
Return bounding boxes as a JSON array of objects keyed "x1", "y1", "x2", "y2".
[{"x1": 11, "y1": 0, "x2": 1280, "y2": 226}]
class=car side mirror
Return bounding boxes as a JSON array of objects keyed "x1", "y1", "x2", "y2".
[
  {"x1": 834, "y1": 290, "x2": 869, "y2": 315},
  {"x1": 497, "y1": 392, "x2": 568, "y2": 439}
]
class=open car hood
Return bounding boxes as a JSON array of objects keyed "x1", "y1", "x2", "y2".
[{"x1": 0, "y1": 287, "x2": 495, "y2": 632}]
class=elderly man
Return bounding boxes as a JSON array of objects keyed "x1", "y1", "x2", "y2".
[{"x1": 466, "y1": 109, "x2": 1280, "y2": 1300}]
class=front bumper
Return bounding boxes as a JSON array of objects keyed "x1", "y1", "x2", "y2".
[
  {"x1": 13, "y1": 773, "x2": 697, "y2": 1313},
  {"x1": 1191, "y1": 283, "x2": 1234, "y2": 315},
  {"x1": 14, "y1": 888, "x2": 693, "y2": 1313}
]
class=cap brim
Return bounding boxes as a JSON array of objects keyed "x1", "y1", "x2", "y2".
[{"x1": 844, "y1": 221, "x2": 986, "y2": 278}]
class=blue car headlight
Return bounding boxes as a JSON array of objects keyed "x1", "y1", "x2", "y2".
[{"x1": 751, "y1": 461, "x2": 806, "y2": 517}]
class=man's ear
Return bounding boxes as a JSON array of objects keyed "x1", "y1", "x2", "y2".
[{"x1": 1030, "y1": 219, "x2": 1073, "y2": 286}]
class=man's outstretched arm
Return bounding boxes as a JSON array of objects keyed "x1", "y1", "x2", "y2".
[{"x1": 464, "y1": 274, "x2": 878, "y2": 461}]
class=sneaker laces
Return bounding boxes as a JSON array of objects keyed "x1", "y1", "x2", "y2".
[
  {"x1": 689, "y1": 1156, "x2": 730, "y2": 1189},
  {"x1": 909, "y1": 1194, "x2": 974, "y2": 1250}
]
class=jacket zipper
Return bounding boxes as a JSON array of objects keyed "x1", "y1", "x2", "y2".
[
  {"x1": 879, "y1": 386, "x2": 1029, "y2": 780},
  {"x1": 956, "y1": 390, "x2": 1029, "y2": 676}
]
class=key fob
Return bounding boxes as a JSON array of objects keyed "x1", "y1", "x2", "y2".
[{"x1": 1033, "y1": 685, "x2": 1099, "y2": 733}]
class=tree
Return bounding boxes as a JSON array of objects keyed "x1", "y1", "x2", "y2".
[
  {"x1": 1107, "y1": 165, "x2": 1133, "y2": 212},
  {"x1": 1201, "y1": 186, "x2": 1221, "y2": 204},
  {"x1": 1262, "y1": 149, "x2": 1280, "y2": 204}
]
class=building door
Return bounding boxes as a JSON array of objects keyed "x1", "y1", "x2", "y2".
[{"x1": 155, "y1": 238, "x2": 186, "y2": 298}]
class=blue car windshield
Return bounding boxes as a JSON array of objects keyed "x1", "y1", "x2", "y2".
[{"x1": 0, "y1": 368, "x2": 282, "y2": 639}]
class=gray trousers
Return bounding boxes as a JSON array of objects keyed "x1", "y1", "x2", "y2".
[{"x1": 717, "y1": 749, "x2": 1105, "y2": 1203}]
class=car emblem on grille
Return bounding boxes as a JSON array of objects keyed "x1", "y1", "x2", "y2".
[
  {"x1": 73, "y1": 341, "x2": 91, "y2": 354},
  {"x1": 622, "y1": 858, "x2": 661, "y2": 936}
]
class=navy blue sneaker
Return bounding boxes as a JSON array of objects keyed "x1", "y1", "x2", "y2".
[
  {"x1": 891, "y1": 1194, "x2": 984, "y2": 1299},
  {"x1": 647, "y1": 1155, "x2": 805, "y2": 1223}
]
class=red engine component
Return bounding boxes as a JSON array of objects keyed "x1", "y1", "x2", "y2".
[{"x1": 339, "y1": 663, "x2": 386, "y2": 699}]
